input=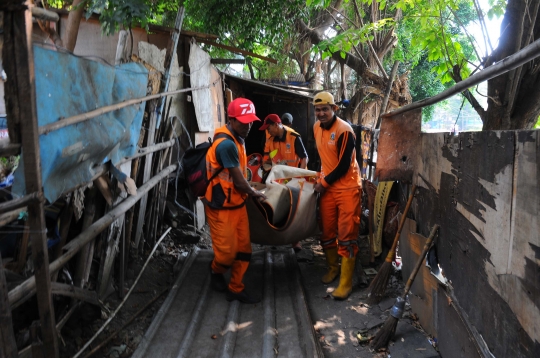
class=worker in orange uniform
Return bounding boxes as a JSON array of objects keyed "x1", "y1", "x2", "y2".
[
  {"x1": 260, "y1": 113, "x2": 308, "y2": 252},
  {"x1": 312, "y1": 91, "x2": 362, "y2": 300},
  {"x1": 203, "y1": 97, "x2": 267, "y2": 304},
  {"x1": 260, "y1": 113, "x2": 308, "y2": 169}
]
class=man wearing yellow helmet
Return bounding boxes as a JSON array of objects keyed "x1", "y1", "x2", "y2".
[{"x1": 312, "y1": 91, "x2": 362, "y2": 300}]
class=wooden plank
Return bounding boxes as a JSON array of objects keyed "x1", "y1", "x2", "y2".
[
  {"x1": 375, "y1": 108, "x2": 422, "y2": 183},
  {"x1": 401, "y1": 226, "x2": 440, "y2": 337},
  {"x1": 50, "y1": 282, "x2": 100, "y2": 305},
  {"x1": 73, "y1": 187, "x2": 97, "y2": 289},
  {"x1": 5, "y1": 226, "x2": 29, "y2": 274},
  {"x1": 412, "y1": 130, "x2": 539, "y2": 358},
  {"x1": 5, "y1": 5, "x2": 58, "y2": 356},
  {"x1": 133, "y1": 112, "x2": 156, "y2": 253},
  {"x1": 0, "y1": 255, "x2": 18, "y2": 358},
  {"x1": 503, "y1": 130, "x2": 540, "y2": 342}
]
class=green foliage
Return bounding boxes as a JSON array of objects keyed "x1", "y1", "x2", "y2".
[
  {"x1": 535, "y1": 116, "x2": 540, "y2": 129},
  {"x1": 313, "y1": 18, "x2": 396, "y2": 60}
]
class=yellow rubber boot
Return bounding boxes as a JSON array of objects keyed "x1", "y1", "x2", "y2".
[
  {"x1": 321, "y1": 247, "x2": 340, "y2": 284},
  {"x1": 332, "y1": 256, "x2": 355, "y2": 300}
]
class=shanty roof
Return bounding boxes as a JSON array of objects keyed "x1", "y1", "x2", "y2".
[{"x1": 224, "y1": 74, "x2": 314, "y2": 99}]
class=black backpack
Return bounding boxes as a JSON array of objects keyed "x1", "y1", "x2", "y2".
[{"x1": 182, "y1": 133, "x2": 233, "y2": 197}]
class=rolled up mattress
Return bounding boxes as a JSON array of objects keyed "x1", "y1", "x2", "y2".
[{"x1": 248, "y1": 165, "x2": 321, "y2": 245}]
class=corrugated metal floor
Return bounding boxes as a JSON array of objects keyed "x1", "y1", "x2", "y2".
[{"x1": 132, "y1": 248, "x2": 323, "y2": 358}]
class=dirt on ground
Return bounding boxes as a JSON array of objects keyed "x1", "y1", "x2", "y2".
[{"x1": 23, "y1": 227, "x2": 438, "y2": 358}]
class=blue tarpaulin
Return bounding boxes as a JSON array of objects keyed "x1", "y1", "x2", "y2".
[{"x1": 13, "y1": 45, "x2": 149, "y2": 202}]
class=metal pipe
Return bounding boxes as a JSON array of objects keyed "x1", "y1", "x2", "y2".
[
  {"x1": 382, "y1": 38, "x2": 540, "y2": 118},
  {"x1": 7, "y1": 164, "x2": 177, "y2": 307}
]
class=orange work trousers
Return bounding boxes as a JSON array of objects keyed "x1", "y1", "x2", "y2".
[
  {"x1": 205, "y1": 205, "x2": 251, "y2": 293},
  {"x1": 318, "y1": 188, "x2": 361, "y2": 258}
]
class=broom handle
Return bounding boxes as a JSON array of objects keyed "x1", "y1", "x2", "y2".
[
  {"x1": 384, "y1": 184, "x2": 417, "y2": 263},
  {"x1": 401, "y1": 224, "x2": 439, "y2": 299}
]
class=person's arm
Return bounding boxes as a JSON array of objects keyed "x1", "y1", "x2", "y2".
[
  {"x1": 294, "y1": 136, "x2": 308, "y2": 169},
  {"x1": 216, "y1": 140, "x2": 267, "y2": 199},
  {"x1": 229, "y1": 167, "x2": 267, "y2": 199}
]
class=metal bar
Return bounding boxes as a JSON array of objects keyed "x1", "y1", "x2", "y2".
[
  {"x1": 0, "y1": 192, "x2": 39, "y2": 215},
  {"x1": 7, "y1": 164, "x2": 177, "y2": 308},
  {"x1": 10, "y1": 3, "x2": 58, "y2": 356},
  {"x1": 38, "y1": 87, "x2": 208, "y2": 135},
  {"x1": 382, "y1": 37, "x2": 540, "y2": 118}
]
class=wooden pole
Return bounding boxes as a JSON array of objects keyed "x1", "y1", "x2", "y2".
[
  {"x1": 4, "y1": 2, "x2": 59, "y2": 355},
  {"x1": 382, "y1": 37, "x2": 540, "y2": 118},
  {"x1": 0, "y1": 255, "x2": 18, "y2": 358},
  {"x1": 8, "y1": 164, "x2": 177, "y2": 308},
  {"x1": 38, "y1": 87, "x2": 208, "y2": 135}
]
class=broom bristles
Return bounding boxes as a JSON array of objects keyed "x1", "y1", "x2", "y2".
[
  {"x1": 371, "y1": 316, "x2": 399, "y2": 351},
  {"x1": 367, "y1": 261, "x2": 393, "y2": 304}
]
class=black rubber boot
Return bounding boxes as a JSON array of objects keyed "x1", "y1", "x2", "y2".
[
  {"x1": 226, "y1": 289, "x2": 260, "y2": 304},
  {"x1": 210, "y1": 271, "x2": 227, "y2": 292}
]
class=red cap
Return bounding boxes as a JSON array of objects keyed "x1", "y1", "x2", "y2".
[
  {"x1": 227, "y1": 98, "x2": 261, "y2": 124},
  {"x1": 259, "y1": 114, "x2": 281, "y2": 130}
]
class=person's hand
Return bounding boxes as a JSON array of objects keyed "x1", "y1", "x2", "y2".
[
  {"x1": 314, "y1": 182, "x2": 326, "y2": 195},
  {"x1": 251, "y1": 189, "x2": 267, "y2": 201},
  {"x1": 262, "y1": 160, "x2": 272, "y2": 171}
]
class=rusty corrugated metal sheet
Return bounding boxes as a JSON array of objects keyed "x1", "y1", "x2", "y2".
[{"x1": 375, "y1": 108, "x2": 422, "y2": 183}]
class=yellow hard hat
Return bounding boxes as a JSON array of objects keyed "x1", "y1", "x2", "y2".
[{"x1": 313, "y1": 91, "x2": 335, "y2": 106}]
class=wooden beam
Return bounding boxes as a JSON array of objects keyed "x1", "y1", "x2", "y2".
[
  {"x1": 211, "y1": 59, "x2": 245, "y2": 64},
  {"x1": 200, "y1": 40, "x2": 277, "y2": 64},
  {"x1": 383, "y1": 37, "x2": 540, "y2": 118},
  {"x1": 0, "y1": 191, "x2": 39, "y2": 215},
  {"x1": 50, "y1": 283, "x2": 100, "y2": 306},
  {"x1": 0, "y1": 255, "x2": 18, "y2": 358},
  {"x1": 5, "y1": 3, "x2": 59, "y2": 356},
  {"x1": 0, "y1": 139, "x2": 21, "y2": 157}
]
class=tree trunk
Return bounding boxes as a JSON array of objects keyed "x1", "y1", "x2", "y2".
[
  {"x1": 64, "y1": 0, "x2": 86, "y2": 52},
  {"x1": 483, "y1": 0, "x2": 540, "y2": 129}
]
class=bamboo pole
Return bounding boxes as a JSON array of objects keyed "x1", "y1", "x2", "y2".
[
  {"x1": 0, "y1": 191, "x2": 39, "y2": 215},
  {"x1": 382, "y1": 37, "x2": 540, "y2": 118},
  {"x1": 38, "y1": 87, "x2": 209, "y2": 135},
  {"x1": 7, "y1": 164, "x2": 177, "y2": 308}
]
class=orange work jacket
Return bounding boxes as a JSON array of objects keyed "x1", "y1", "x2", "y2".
[
  {"x1": 314, "y1": 117, "x2": 361, "y2": 191},
  {"x1": 204, "y1": 125, "x2": 248, "y2": 209},
  {"x1": 264, "y1": 126, "x2": 302, "y2": 167}
]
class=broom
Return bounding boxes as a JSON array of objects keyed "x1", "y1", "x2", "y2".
[
  {"x1": 367, "y1": 184, "x2": 417, "y2": 303},
  {"x1": 371, "y1": 224, "x2": 440, "y2": 351}
]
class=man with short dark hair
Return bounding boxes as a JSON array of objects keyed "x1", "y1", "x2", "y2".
[
  {"x1": 203, "y1": 97, "x2": 267, "y2": 304},
  {"x1": 312, "y1": 91, "x2": 362, "y2": 300},
  {"x1": 281, "y1": 112, "x2": 293, "y2": 126}
]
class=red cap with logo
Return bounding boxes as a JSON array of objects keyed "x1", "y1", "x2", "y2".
[
  {"x1": 227, "y1": 98, "x2": 261, "y2": 124},
  {"x1": 259, "y1": 114, "x2": 281, "y2": 130}
]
